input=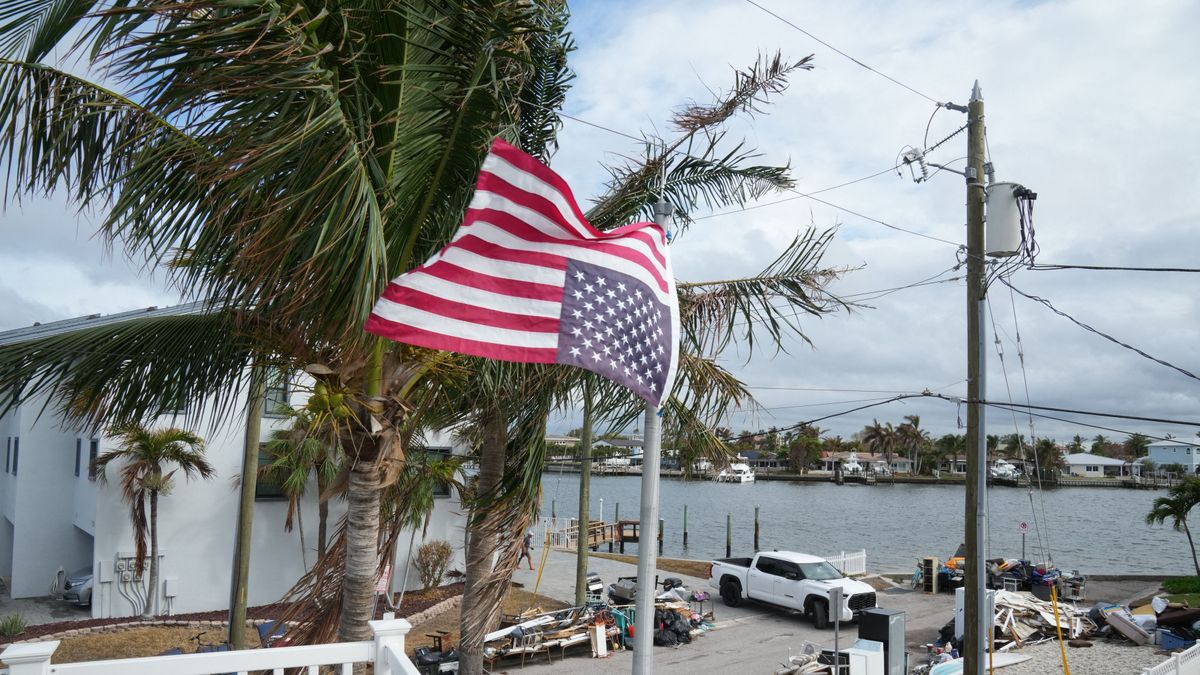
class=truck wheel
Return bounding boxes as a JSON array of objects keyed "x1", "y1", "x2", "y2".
[
  {"x1": 811, "y1": 600, "x2": 829, "y2": 629},
  {"x1": 720, "y1": 581, "x2": 743, "y2": 607}
]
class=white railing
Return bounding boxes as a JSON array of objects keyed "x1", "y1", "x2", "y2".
[
  {"x1": 1143, "y1": 640, "x2": 1200, "y2": 675},
  {"x1": 825, "y1": 549, "x2": 867, "y2": 576},
  {"x1": 0, "y1": 619, "x2": 421, "y2": 675}
]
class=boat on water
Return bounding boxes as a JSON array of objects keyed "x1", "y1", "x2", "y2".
[
  {"x1": 989, "y1": 459, "x2": 1020, "y2": 480},
  {"x1": 842, "y1": 452, "x2": 864, "y2": 475},
  {"x1": 715, "y1": 460, "x2": 756, "y2": 483}
]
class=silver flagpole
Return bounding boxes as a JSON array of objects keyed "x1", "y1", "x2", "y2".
[{"x1": 632, "y1": 199, "x2": 672, "y2": 675}]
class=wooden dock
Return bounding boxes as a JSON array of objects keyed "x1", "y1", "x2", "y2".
[{"x1": 547, "y1": 518, "x2": 663, "y2": 554}]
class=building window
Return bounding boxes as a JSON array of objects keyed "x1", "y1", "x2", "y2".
[
  {"x1": 75, "y1": 439, "x2": 82, "y2": 477},
  {"x1": 255, "y1": 444, "x2": 288, "y2": 500},
  {"x1": 162, "y1": 390, "x2": 188, "y2": 416},
  {"x1": 4, "y1": 437, "x2": 9, "y2": 473},
  {"x1": 11, "y1": 438, "x2": 18, "y2": 475},
  {"x1": 427, "y1": 447, "x2": 453, "y2": 498},
  {"x1": 88, "y1": 440, "x2": 100, "y2": 480},
  {"x1": 1086, "y1": 465, "x2": 1099, "y2": 472},
  {"x1": 263, "y1": 369, "x2": 291, "y2": 418}
]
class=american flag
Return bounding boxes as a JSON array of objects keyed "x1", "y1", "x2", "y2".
[{"x1": 365, "y1": 139, "x2": 679, "y2": 407}]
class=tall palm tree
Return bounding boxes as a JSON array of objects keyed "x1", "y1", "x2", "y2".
[
  {"x1": 0, "y1": 0, "x2": 575, "y2": 644},
  {"x1": 95, "y1": 424, "x2": 215, "y2": 618},
  {"x1": 1146, "y1": 478, "x2": 1200, "y2": 576},
  {"x1": 898, "y1": 415, "x2": 929, "y2": 474}
]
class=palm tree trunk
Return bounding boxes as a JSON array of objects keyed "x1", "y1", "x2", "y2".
[
  {"x1": 145, "y1": 490, "x2": 159, "y2": 619},
  {"x1": 317, "y1": 469, "x2": 330, "y2": 561},
  {"x1": 297, "y1": 501, "x2": 309, "y2": 571},
  {"x1": 458, "y1": 409, "x2": 506, "y2": 675},
  {"x1": 338, "y1": 462, "x2": 382, "y2": 642},
  {"x1": 1185, "y1": 520, "x2": 1200, "y2": 577}
]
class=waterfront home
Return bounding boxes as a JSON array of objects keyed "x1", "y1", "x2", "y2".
[
  {"x1": 0, "y1": 305, "x2": 466, "y2": 618},
  {"x1": 819, "y1": 451, "x2": 913, "y2": 474},
  {"x1": 1147, "y1": 439, "x2": 1200, "y2": 474},
  {"x1": 741, "y1": 450, "x2": 785, "y2": 472},
  {"x1": 1062, "y1": 452, "x2": 1137, "y2": 478}
]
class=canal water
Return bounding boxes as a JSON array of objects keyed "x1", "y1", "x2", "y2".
[{"x1": 539, "y1": 473, "x2": 1187, "y2": 575}]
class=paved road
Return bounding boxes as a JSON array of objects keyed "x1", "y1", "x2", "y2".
[
  {"x1": 504, "y1": 547, "x2": 954, "y2": 674},
  {"x1": 503, "y1": 547, "x2": 1166, "y2": 674}
]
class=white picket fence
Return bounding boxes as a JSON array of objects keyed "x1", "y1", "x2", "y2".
[
  {"x1": 825, "y1": 549, "x2": 867, "y2": 576},
  {"x1": 0, "y1": 618, "x2": 421, "y2": 675},
  {"x1": 1144, "y1": 641, "x2": 1200, "y2": 675}
]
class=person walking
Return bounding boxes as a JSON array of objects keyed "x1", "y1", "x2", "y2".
[{"x1": 518, "y1": 531, "x2": 535, "y2": 570}]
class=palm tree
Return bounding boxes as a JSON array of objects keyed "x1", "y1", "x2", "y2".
[
  {"x1": 1146, "y1": 478, "x2": 1200, "y2": 576},
  {"x1": 898, "y1": 415, "x2": 929, "y2": 474},
  {"x1": 1068, "y1": 435, "x2": 1085, "y2": 452},
  {"x1": 95, "y1": 424, "x2": 214, "y2": 618},
  {"x1": 0, "y1": 0, "x2": 576, "y2": 645},
  {"x1": 260, "y1": 420, "x2": 341, "y2": 569},
  {"x1": 861, "y1": 420, "x2": 897, "y2": 473}
]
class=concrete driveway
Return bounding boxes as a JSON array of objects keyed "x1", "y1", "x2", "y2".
[
  {"x1": 501, "y1": 547, "x2": 1166, "y2": 674},
  {"x1": 0, "y1": 590, "x2": 91, "y2": 627}
]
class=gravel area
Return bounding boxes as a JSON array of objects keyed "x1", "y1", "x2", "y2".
[{"x1": 996, "y1": 639, "x2": 1170, "y2": 674}]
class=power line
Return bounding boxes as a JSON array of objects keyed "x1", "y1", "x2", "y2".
[
  {"x1": 691, "y1": 165, "x2": 900, "y2": 222},
  {"x1": 925, "y1": 393, "x2": 1200, "y2": 429},
  {"x1": 741, "y1": 0, "x2": 942, "y2": 105},
  {"x1": 1030, "y1": 263, "x2": 1200, "y2": 273},
  {"x1": 1000, "y1": 278, "x2": 1200, "y2": 383}
]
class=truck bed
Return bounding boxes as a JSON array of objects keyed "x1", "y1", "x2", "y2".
[{"x1": 712, "y1": 557, "x2": 753, "y2": 568}]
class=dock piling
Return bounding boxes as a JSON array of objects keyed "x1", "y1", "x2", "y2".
[
  {"x1": 726, "y1": 514, "x2": 732, "y2": 558},
  {"x1": 754, "y1": 506, "x2": 760, "y2": 551},
  {"x1": 683, "y1": 505, "x2": 689, "y2": 547},
  {"x1": 658, "y1": 518, "x2": 664, "y2": 555}
]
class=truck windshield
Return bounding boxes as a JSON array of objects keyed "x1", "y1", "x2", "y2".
[{"x1": 798, "y1": 561, "x2": 843, "y2": 580}]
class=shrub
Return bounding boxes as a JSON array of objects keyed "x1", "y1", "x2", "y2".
[
  {"x1": 415, "y1": 540, "x2": 454, "y2": 590},
  {"x1": 0, "y1": 613, "x2": 25, "y2": 637},
  {"x1": 1163, "y1": 577, "x2": 1200, "y2": 594}
]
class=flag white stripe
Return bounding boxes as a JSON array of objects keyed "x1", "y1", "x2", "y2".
[
  {"x1": 395, "y1": 270, "x2": 564, "y2": 319},
  {"x1": 483, "y1": 152, "x2": 591, "y2": 238},
  {"x1": 434, "y1": 246, "x2": 567, "y2": 290},
  {"x1": 455, "y1": 220, "x2": 673, "y2": 304},
  {"x1": 371, "y1": 297, "x2": 560, "y2": 349},
  {"x1": 485, "y1": 154, "x2": 669, "y2": 264},
  {"x1": 468, "y1": 187, "x2": 665, "y2": 269}
]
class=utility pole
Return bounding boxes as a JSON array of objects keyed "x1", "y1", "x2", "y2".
[{"x1": 963, "y1": 81, "x2": 988, "y2": 675}]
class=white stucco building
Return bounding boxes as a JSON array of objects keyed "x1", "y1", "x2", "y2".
[
  {"x1": 0, "y1": 305, "x2": 467, "y2": 618},
  {"x1": 1147, "y1": 439, "x2": 1200, "y2": 474},
  {"x1": 1062, "y1": 452, "x2": 1132, "y2": 478}
]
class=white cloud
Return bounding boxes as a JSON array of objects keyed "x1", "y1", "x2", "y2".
[{"x1": 2, "y1": 0, "x2": 1197, "y2": 445}]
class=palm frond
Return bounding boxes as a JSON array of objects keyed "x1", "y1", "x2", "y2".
[
  {"x1": 511, "y1": 0, "x2": 573, "y2": 161},
  {"x1": 678, "y1": 228, "x2": 855, "y2": 355},
  {"x1": 0, "y1": 0, "x2": 97, "y2": 61},
  {"x1": 672, "y1": 52, "x2": 812, "y2": 131}
]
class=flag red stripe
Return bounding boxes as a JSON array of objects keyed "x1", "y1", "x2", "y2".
[
  {"x1": 417, "y1": 260, "x2": 564, "y2": 302},
  {"x1": 463, "y1": 205, "x2": 669, "y2": 293},
  {"x1": 476, "y1": 169, "x2": 668, "y2": 269},
  {"x1": 380, "y1": 286, "x2": 560, "y2": 333},
  {"x1": 363, "y1": 314, "x2": 558, "y2": 363},
  {"x1": 453, "y1": 233, "x2": 569, "y2": 270}
]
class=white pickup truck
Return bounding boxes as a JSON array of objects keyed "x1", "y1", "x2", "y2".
[{"x1": 708, "y1": 551, "x2": 877, "y2": 628}]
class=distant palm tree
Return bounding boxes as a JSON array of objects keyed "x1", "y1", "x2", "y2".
[
  {"x1": 898, "y1": 415, "x2": 929, "y2": 474},
  {"x1": 1146, "y1": 478, "x2": 1200, "y2": 576},
  {"x1": 95, "y1": 425, "x2": 214, "y2": 618},
  {"x1": 862, "y1": 420, "x2": 897, "y2": 473}
]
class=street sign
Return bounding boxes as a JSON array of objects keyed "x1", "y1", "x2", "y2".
[{"x1": 1018, "y1": 521, "x2": 1030, "y2": 533}]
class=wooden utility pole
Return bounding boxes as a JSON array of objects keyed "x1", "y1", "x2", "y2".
[
  {"x1": 964, "y1": 80, "x2": 988, "y2": 674},
  {"x1": 574, "y1": 382, "x2": 594, "y2": 606},
  {"x1": 229, "y1": 362, "x2": 265, "y2": 648}
]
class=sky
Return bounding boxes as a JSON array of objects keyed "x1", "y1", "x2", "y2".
[{"x1": 2, "y1": 0, "x2": 1198, "y2": 446}]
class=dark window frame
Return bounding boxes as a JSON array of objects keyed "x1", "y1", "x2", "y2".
[
  {"x1": 75, "y1": 439, "x2": 82, "y2": 477},
  {"x1": 88, "y1": 439, "x2": 100, "y2": 481},
  {"x1": 12, "y1": 437, "x2": 18, "y2": 475},
  {"x1": 262, "y1": 369, "x2": 291, "y2": 418},
  {"x1": 5, "y1": 437, "x2": 9, "y2": 473},
  {"x1": 426, "y1": 447, "x2": 453, "y2": 498},
  {"x1": 254, "y1": 442, "x2": 288, "y2": 501}
]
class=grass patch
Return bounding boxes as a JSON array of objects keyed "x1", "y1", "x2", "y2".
[
  {"x1": 52, "y1": 626, "x2": 261, "y2": 664},
  {"x1": 586, "y1": 552, "x2": 711, "y2": 579},
  {"x1": 1164, "y1": 593, "x2": 1200, "y2": 608},
  {"x1": 1163, "y1": 577, "x2": 1200, "y2": 594}
]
